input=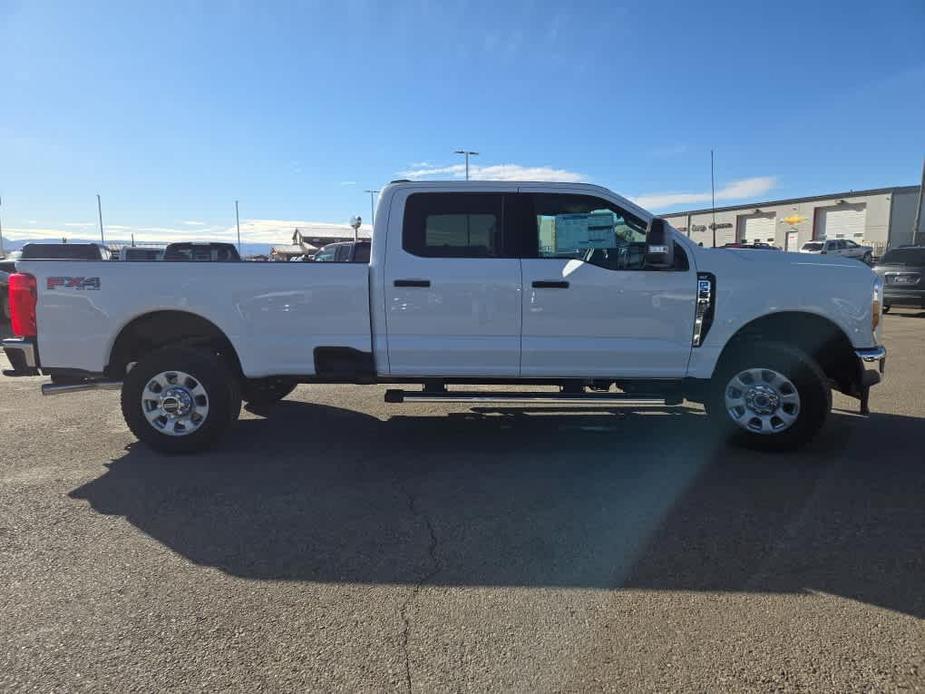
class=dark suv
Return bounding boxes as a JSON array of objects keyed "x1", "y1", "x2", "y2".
[
  {"x1": 873, "y1": 246, "x2": 925, "y2": 313},
  {"x1": 312, "y1": 240, "x2": 371, "y2": 263}
]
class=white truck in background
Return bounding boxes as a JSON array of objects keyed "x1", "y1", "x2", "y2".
[{"x1": 3, "y1": 181, "x2": 886, "y2": 453}]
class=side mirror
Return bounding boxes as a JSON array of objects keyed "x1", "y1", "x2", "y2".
[{"x1": 645, "y1": 218, "x2": 674, "y2": 269}]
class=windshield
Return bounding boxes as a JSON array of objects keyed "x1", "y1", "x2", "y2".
[
  {"x1": 802, "y1": 242, "x2": 824, "y2": 251},
  {"x1": 880, "y1": 248, "x2": 925, "y2": 265}
]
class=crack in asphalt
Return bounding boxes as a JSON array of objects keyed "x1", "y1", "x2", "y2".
[{"x1": 398, "y1": 482, "x2": 441, "y2": 694}]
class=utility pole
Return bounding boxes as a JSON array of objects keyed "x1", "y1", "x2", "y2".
[
  {"x1": 710, "y1": 149, "x2": 717, "y2": 248},
  {"x1": 913, "y1": 155, "x2": 924, "y2": 246},
  {"x1": 454, "y1": 150, "x2": 479, "y2": 180},
  {"x1": 364, "y1": 189, "x2": 379, "y2": 225},
  {"x1": 97, "y1": 193, "x2": 105, "y2": 245},
  {"x1": 235, "y1": 200, "x2": 242, "y2": 254}
]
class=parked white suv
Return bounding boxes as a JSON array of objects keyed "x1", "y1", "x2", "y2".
[{"x1": 800, "y1": 239, "x2": 873, "y2": 263}]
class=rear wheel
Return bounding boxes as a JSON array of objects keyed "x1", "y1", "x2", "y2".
[
  {"x1": 882, "y1": 305, "x2": 891, "y2": 314},
  {"x1": 1, "y1": 293, "x2": 9, "y2": 322},
  {"x1": 862, "y1": 251, "x2": 872, "y2": 264},
  {"x1": 707, "y1": 342, "x2": 831, "y2": 451},
  {"x1": 121, "y1": 346, "x2": 241, "y2": 454}
]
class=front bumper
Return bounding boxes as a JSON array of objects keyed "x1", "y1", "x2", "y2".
[
  {"x1": 854, "y1": 346, "x2": 886, "y2": 414},
  {"x1": 1, "y1": 337, "x2": 39, "y2": 376}
]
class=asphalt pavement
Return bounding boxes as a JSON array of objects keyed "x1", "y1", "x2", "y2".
[{"x1": 0, "y1": 314, "x2": 923, "y2": 692}]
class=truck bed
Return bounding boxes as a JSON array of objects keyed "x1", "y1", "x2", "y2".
[{"x1": 21, "y1": 260, "x2": 372, "y2": 377}]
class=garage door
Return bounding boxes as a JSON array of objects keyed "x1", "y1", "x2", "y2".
[
  {"x1": 737, "y1": 213, "x2": 776, "y2": 244},
  {"x1": 817, "y1": 204, "x2": 866, "y2": 240}
]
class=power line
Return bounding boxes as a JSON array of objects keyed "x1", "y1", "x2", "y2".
[{"x1": 97, "y1": 194, "x2": 105, "y2": 245}]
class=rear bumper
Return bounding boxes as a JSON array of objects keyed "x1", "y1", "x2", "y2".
[
  {"x1": 1, "y1": 337, "x2": 39, "y2": 376},
  {"x1": 883, "y1": 288, "x2": 925, "y2": 306}
]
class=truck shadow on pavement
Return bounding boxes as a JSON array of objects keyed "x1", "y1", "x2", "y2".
[{"x1": 70, "y1": 401, "x2": 924, "y2": 618}]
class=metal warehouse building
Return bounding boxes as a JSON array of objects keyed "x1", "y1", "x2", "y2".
[{"x1": 661, "y1": 185, "x2": 923, "y2": 254}]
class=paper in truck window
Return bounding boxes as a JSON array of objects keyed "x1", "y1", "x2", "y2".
[{"x1": 554, "y1": 212, "x2": 617, "y2": 253}]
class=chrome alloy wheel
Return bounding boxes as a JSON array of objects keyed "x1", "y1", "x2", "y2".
[
  {"x1": 141, "y1": 370, "x2": 210, "y2": 437},
  {"x1": 724, "y1": 368, "x2": 801, "y2": 435}
]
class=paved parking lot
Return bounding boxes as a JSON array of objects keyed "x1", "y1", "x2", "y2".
[{"x1": 1, "y1": 315, "x2": 923, "y2": 692}]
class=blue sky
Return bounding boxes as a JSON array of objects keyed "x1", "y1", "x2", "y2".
[{"x1": 1, "y1": 0, "x2": 923, "y2": 244}]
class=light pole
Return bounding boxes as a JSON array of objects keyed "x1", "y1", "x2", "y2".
[
  {"x1": 235, "y1": 200, "x2": 241, "y2": 254},
  {"x1": 0, "y1": 194, "x2": 5, "y2": 257},
  {"x1": 97, "y1": 193, "x2": 105, "y2": 245},
  {"x1": 913, "y1": 155, "x2": 924, "y2": 247},
  {"x1": 454, "y1": 150, "x2": 479, "y2": 180},
  {"x1": 364, "y1": 189, "x2": 379, "y2": 226}
]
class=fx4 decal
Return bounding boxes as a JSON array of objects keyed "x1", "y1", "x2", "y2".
[{"x1": 47, "y1": 276, "x2": 101, "y2": 291}]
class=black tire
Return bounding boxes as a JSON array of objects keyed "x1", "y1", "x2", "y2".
[
  {"x1": 1, "y1": 293, "x2": 9, "y2": 322},
  {"x1": 241, "y1": 378, "x2": 297, "y2": 406},
  {"x1": 706, "y1": 342, "x2": 831, "y2": 452},
  {"x1": 882, "y1": 305, "x2": 891, "y2": 314},
  {"x1": 121, "y1": 346, "x2": 241, "y2": 454},
  {"x1": 862, "y1": 252, "x2": 872, "y2": 264}
]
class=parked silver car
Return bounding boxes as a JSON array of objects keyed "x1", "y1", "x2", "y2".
[{"x1": 800, "y1": 239, "x2": 873, "y2": 263}]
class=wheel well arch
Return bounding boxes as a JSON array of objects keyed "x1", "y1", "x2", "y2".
[
  {"x1": 106, "y1": 310, "x2": 242, "y2": 379},
  {"x1": 716, "y1": 311, "x2": 859, "y2": 394}
]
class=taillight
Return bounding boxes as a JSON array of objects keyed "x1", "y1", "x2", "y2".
[{"x1": 9, "y1": 273, "x2": 38, "y2": 337}]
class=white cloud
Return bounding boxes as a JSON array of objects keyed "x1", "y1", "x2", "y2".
[
  {"x1": 632, "y1": 176, "x2": 777, "y2": 210},
  {"x1": 182, "y1": 220, "x2": 206, "y2": 226},
  {"x1": 399, "y1": 162, "x2": 587, "y2": 183},
  {"x1": 63, "y1": 222, "x2": 94, "y2": 228},
  {"x1": 339, "y1": 180, "x2": 357, "y2": 186},
  {"x1": 3, "y1": 219, "x2": 373, "y2": 245}
]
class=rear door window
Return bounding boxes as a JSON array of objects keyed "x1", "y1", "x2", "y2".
[
  {"x1": 403, "y1": 193, "x2": 505, "y2": 258},
  {"x1": 353, "y1": 243, "x2": 371, "y2": 263}
]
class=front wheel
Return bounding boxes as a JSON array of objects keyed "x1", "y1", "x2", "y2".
[
  {"x1": 707, "y1": 342, "x2": 831, "y2": 451},
  {"x1": 121, "y1": 346, "x2": 241, "y2": 454},
  {"x1": 862, "y1": 252, "x2": 873, "y2": 264}
]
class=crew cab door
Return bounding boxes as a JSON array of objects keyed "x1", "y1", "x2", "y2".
[
  {"x1": 382, "y1": 187, "x2": 521, "y2": 376},
  {"x1": 517, "y1": 189, "x2": 696, "y2": 378}
]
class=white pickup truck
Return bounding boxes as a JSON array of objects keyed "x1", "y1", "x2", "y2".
[{"x1": 3, "y1": 181, "x2": 886, "y2": 453}]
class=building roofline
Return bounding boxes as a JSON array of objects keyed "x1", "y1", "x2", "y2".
[{"x1": 660, "y1": 185, "x2": 920, "y2": 217}]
